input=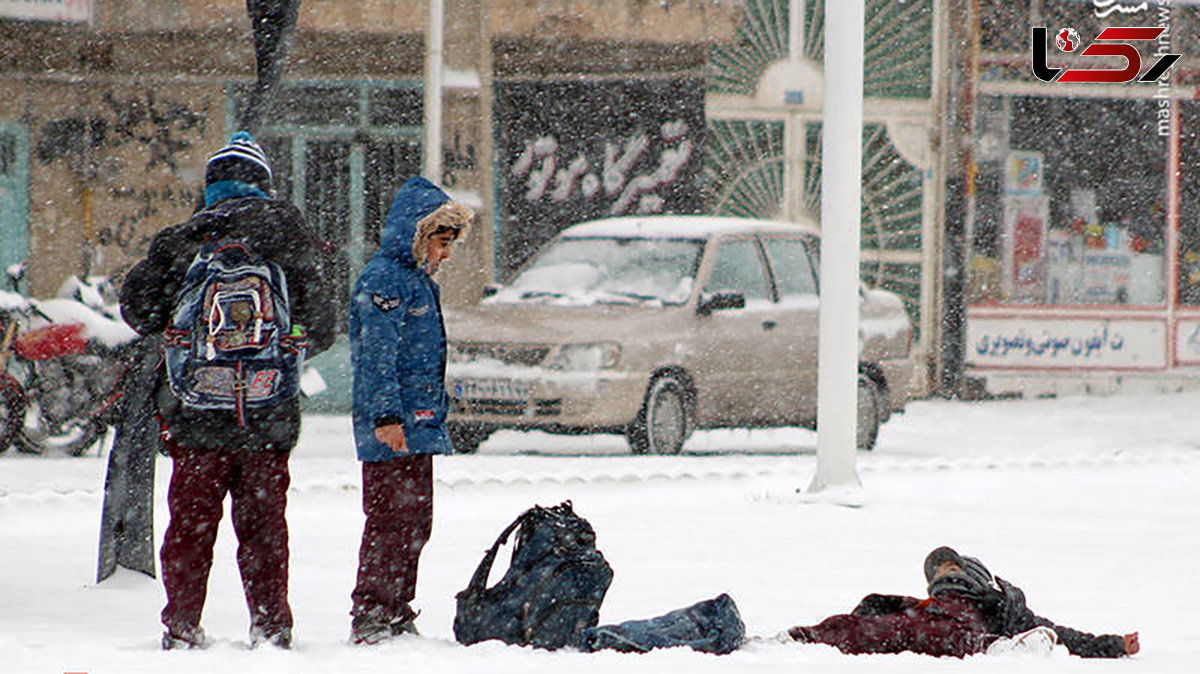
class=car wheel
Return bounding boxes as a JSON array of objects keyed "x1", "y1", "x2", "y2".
[
  {"x1": 448, "y1": 422, "x2": 491, "y2": 455},
  {"x1": 856, "y1": 374, "x2": 881, "y2": 451},
  {"x1": 626, "y1": 375, "x2": 690, "y2": 455}
]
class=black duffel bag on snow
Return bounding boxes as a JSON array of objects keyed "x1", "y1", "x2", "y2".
[{"x1": 453, "y1": 501, "x2": 614, "y2": 650}]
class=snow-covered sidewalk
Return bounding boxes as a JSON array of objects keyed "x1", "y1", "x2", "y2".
[{"x1": 2, "y1": 392, "x2": 1198, "y2": 673}]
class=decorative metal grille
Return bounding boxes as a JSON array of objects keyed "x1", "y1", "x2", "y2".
[
  {"x1": 708, "y1": 0, "x2": 933, "y2": 100},
  {"x1": 708, "y1": 0, "x2": 790, "y2": 96},
  {"x1": 705, "y1": 119, "x2": 786, "y2": 219}
]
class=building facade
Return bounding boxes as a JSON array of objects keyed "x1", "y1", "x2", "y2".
[{"x1": 0, "y1": 0, "x2": 738, "y2": 312}]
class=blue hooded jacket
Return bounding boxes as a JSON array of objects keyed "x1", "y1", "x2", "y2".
[{"x1": 350, "y1": 177, "x2": 455, "y2": 461}]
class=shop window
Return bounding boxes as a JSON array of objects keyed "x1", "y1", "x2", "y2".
[
  {"x1": 1175, "y1": 8, "x2": 1200, "y2": 64},
  {"x1": 368, "y1": 87, "x2": 423, "y2": 127},
  {"x1": 305, "y1": 140, "x2": 352, "y2": 328},
  {"x1": 978, "y1": 2, "x2": 1029, "y2": 54},
  {"x1": 364, "y1": 139, "x2": 422, "y2": 247},
  {"x1": 1178, "y1": 102, "x2": 1200, "y2": 305},
  {"x1": 970, "y1": 96, "x2": 1166, "y2": 306},
  {"x1": 277, "y1": 86, "x2": 359, "y2": 127}
]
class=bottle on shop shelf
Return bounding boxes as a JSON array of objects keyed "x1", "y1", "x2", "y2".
[{"x1": 1105, "y1": 223, "x2": 1122, "y2": 251}]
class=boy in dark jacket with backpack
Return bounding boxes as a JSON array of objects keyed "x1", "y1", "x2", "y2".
[
  {"x1": 788, "y1": 546, "x2": 1138, "y2": 659},
  {"x1": 119, "y1": 131, "x2": 335, "y2": 651},
  {"x1": 348, "y1": 177, "x2": 473, "y2": 645}
]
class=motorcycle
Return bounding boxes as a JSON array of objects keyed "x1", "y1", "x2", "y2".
[{"x1": 0, "y1": 264, "x2": 138, "y2": 456}]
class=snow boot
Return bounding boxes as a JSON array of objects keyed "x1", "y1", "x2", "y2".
[
  {"x1": 161, "y1": 625, "x2": 208, "y2": 650},
  {"x1": 351, "y1": 616, "x2": 391, "y2": 646},
  {"x1": 351, "y1": 606, "x2": 419, "y2": 645},
  {"x1": 250, "y1": 626, "x2": 293, "y2": 650},
  {"x1": 389, "y1": 609, "x2": 421, "y2": 637}
]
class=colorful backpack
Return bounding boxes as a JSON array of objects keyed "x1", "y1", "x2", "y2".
[{"x1": 163, "y1": 238, "x2": 306, "y2": 424}]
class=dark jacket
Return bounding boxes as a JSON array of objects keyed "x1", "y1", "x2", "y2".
[
  {"x1": 790, "y1": 579, "x2": 1128, "y2": 659},
  {"x1": 990, "y1": 576, "x2": 1128, "y2": 659},
  {"x1": 119, "y1": 196, "x2": 336, "y2": 451},
  {"x1": 350, "y1": 177, "x2": 455, "y2": 461}
]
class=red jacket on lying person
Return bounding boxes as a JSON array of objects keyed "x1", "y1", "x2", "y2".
[{"x1": 788, "y1": 546, "x2": 1138, "y2": 659}]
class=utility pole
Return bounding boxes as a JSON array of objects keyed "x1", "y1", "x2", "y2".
[
  {"x1": 424, "y1": 0, "x2": 445, "y2": 184},
  {"x1": 808, "y1": 0, "x2": 865, "y2": 493}
]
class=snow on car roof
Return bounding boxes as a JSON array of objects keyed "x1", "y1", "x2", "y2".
[{"x1": 558, "y1": 215, "x2": 820, "y2": 240}]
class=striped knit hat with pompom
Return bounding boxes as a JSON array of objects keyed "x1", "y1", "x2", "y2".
[{"x1": 204, "y1": 131, "x2": 273, "y2": 206}]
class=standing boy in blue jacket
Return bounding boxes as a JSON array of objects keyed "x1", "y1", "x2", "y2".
[{"x1": 348, "y1": 177, "x2": 473, "y2": 645}]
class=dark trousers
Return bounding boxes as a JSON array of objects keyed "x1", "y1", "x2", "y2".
[
  {"x1": 160, "y1": 440, "x2": 292, "y2": 638},
  {"x1": 350, "y1": 453, "x2": 434, "y2": 624}
]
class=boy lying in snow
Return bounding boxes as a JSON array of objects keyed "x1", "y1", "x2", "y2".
[{"x1": 787, "y1": 546, "x2": 1138, "y2": 658}]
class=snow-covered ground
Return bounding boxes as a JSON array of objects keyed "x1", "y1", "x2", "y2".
[{"x1": 2, "y1": 391, "x2": 1198, "y2": 673}]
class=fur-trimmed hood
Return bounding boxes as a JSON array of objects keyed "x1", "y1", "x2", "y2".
[{"x1": 379, "y1": 177, "x2": 473, "y2": 270}]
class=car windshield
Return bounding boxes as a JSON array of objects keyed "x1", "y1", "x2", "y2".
[{"x1": 491, "y1": 237, "x2": 704, "y2": 306}]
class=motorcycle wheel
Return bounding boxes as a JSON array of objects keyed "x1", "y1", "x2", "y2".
[
  {"x1": 0, "y1": 380, "x2": 26, "y2": 454},
  {"x1": 15, "y1": 403, "x2": 106, "y2": 457}
]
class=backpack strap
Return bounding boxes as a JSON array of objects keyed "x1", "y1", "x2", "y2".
[
  {"x1": 464, "y1": 507, "x2": 535, "y2": 595},
  {"x1": 463, "y1": 501, "x2": 577, "y2": 594}
]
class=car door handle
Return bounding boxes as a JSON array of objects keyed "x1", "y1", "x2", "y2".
[{"x1": 762, "y1": 319, "x2": 777, "y2": 331}]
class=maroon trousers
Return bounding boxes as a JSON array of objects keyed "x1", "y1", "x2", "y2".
[
  {"x1": 350, "y1": 453, "x2": 434, "y2": 624},
  {"x1": 160, "y1": 440, "x2": 292, "y2": 639}
]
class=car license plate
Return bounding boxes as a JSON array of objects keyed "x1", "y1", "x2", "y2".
[{"x1": 453, "y1": 377, "x2": 533, "y2": 401}]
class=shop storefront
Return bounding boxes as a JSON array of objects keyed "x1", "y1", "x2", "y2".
[{"x1": 964, "y1": 1, "x2": 1200, "y2": 395}]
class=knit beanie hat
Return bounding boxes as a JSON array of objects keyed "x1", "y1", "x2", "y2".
[
  {"x1": 924, "y1": 546, "x2": 963, "y2": 582},
  {"x1": 204, "y1": 131, "x2": 273, "y2": 206},
  {"x1": 925, "y1": 546, "x2": 998, "y2": 600}
]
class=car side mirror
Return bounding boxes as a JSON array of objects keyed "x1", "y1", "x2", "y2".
[
  {"x1": 482, "y1": 283, "x2": 501, "y2": 298},
  {"x1": 698, "y1": 290, "x2": 745, "y2": 316}
]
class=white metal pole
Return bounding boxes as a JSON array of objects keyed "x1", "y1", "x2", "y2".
[
  {"x1": 790, "y1": 0, "x2": 804, "y2": 62},
  {"x1": 423, "y1": 0, "x2": 444, "y2": 184},
  {"x1": 808, "y1": 0, "x2": 865, "y2": 493}
]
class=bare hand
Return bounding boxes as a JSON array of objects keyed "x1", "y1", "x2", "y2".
[
  {"x1": 375, "y1": 424, "x2": 408, "y2": 454},
  {"x1": 1123, "y1": 632, "x2": 1139, "y2": 655}
]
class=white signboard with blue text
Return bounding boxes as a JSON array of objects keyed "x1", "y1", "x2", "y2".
[
  {"x1": 1175, "y1": 318, "x2": 1200, "y2": 366},
  {"x1": 0, "y1": 0, "x2": 92, "y2": 22},
  {"x1": 967, "y1": 316, "x2": 1167, "y2": 370}
]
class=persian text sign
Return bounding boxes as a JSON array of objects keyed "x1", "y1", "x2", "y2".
[
  {"x1": 0, "y1": 0, "x2": 92, "y2": 22},
  {"x1": 495, "y1": 78, "x2": 705, "y2": 276},
  {"x1": 967, "y1": 316, "x2": 1166, "y2": 370}
]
